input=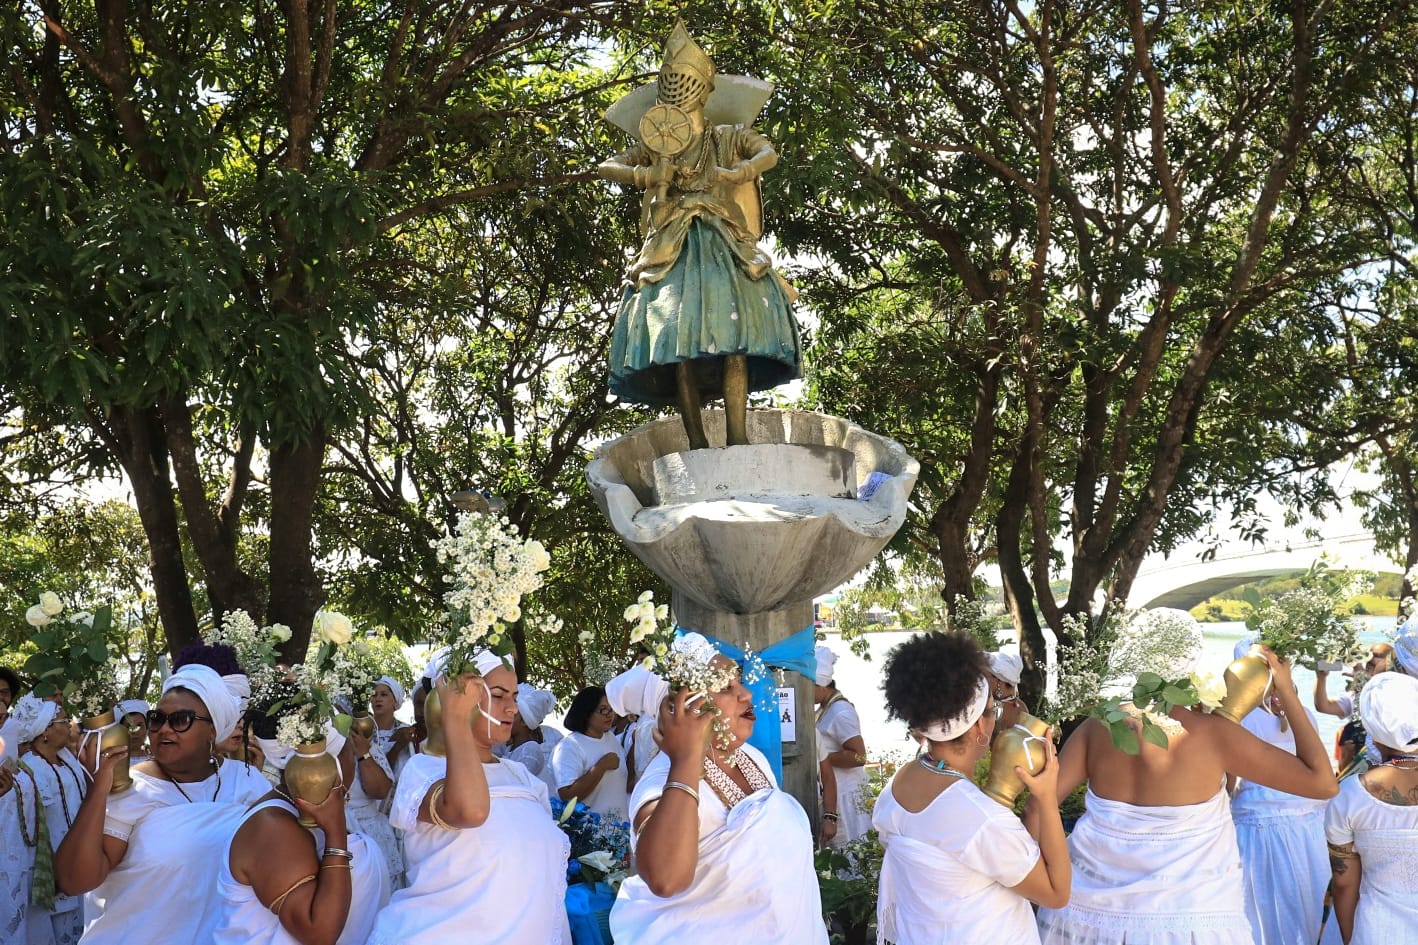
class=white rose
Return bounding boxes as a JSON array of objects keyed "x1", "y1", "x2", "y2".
[
  {"x1": 578, "y1": 630, "x2": 594, "y2": 644},
  {"x1": 314, "y1": 611, "x2": 353, "y2": 645},
  {"x1": 526, "y1": 541, "x2": 551, "y2": 572},
  {"x1": 270, "y1": 623, "x2": 293, "y2": 643},
  {"x1": 26, "y1": 605, "x2": 52, "y2": 627},
  {"x1": 1190, "y1": 670, "x2": 1227, "y2": 711},
  {"x1": 38, "y1": 592, "x2": 64, "y2": 616}
]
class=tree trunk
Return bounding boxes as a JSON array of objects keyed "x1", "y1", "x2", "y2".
[
  {"x1": 268, "y1": 430, "x2": 328, "y2": 661},
  {"x1": 96, "y1": 406, "x2": 201, "y2": 656}
]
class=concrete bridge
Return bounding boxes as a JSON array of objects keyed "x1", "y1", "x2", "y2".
[{"x1": 1126, "y1": 531, "x2": 1397, "y2": 611}]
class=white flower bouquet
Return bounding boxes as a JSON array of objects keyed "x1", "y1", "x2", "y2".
[
  {"x1": 1245, "y1": 580, "x2": 1365, "y2": 669},
  {"x1": 207, "y1": 608, "x2": 295, "y2": 692},
  {"x1": 327, "y1": 637, "x2": 382, "y2": 708},
  {"x1": 433, "y1": 512, "x2": 555, "y2": 678}
]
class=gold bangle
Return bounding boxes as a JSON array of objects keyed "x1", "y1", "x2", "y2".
[
  {"x1": 319, "y1": 862, "x2": 353, "y2": 870},
  {"x1": 427, "y1": 780, "x2": 458, "y2": 831}
]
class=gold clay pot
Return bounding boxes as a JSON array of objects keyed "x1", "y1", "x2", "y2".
[
  {"x1": 82, "y1": 710, "x2": 132, "y2": 794},
  {"x1": 285, "y1": 739, "x2": 341, "y2": 828},
  {"x1": 1215, "y1": 645, "x2": 1272, "y2": 723},
  {"x1": 982, "y1": 713, "x2": 1052, "y2": 808},
  {"x1": 422, "y1": 690, "x2": 446, "y2": 757},
  {"x1": 349, "y1": 713, "x2": 377, "y2": 741}
]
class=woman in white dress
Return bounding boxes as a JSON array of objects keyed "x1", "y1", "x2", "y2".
[
  {"x1": 1037, "y1": 645, "x2": 1337, "y2": 945},
  {"x1": 1324, "y1": 671, "x2": 1418, "y2": 945},
  {"x1": 551, "y1": 686, "x2": 627, "y2": 820},
  {"x1": 369, "y1": 678, "x2": 415, "y2": 779},
  {"x1": 496, "y1": 684, "x2": 560, "y2": 793},
  {"x1": 610, "y1": 641, "x2": 829, "y2": 943},
  {"x1": 20, "y1": 694, "x2": 87, "y2": 945},
  {"x1": 214, "y1": 689, "x2": 389, "y2": 945},
  {"x1": 873, "y1": 632, "x2": 1071, "y2": 945},
  {"x1": 813, "y1": 645, "x2": 871, "y2": 845},
  {"x1": 1232, "y1": 684, "x2": 1330, "y2": 945},
  {"x1": 53, "y1": 664, "x2": 270, "y2": 944},
  {"x1": 605, "y1": 667, "x2": 667, "y2": 794},
  {"x1": 341, "y1": 719, "x2": 401, "y2": 892},
  {"x1": 365, "y1": 653, "x2": 570, "y2": 945}
]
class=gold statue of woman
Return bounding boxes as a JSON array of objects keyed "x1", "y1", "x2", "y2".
[{"x1": 599, "y1": 24, "x2": 801, "y2": 450}]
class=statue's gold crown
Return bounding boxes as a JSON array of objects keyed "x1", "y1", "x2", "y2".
[{"x1": 660, "y1": 22, "x2": 715, "y2": 100}]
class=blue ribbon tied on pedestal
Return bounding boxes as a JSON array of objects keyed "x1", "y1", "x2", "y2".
[{"x1": 684, "y1": 624, "x2": 817, "y2": 784}]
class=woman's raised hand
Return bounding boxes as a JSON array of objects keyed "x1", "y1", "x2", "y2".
[
  {"x1": 438, "y1": 672, "x2": 489, "y2": 723},
  {"x1": 294, "y1": 782, "x2": 348, "y2": 838},
  {"x1": 656, "y1": 689, "x2": 714, "y2": 763},
  {"x1": 1016, "y1": 735, "x2": 1060, "y2": 804}
]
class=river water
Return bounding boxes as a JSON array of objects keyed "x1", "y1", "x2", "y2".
[{"x1": 822, "y1": 617, "x2": 1399, "y2": 764}]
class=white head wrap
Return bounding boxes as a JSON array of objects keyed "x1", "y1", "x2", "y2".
[
  {"x1": 375, "y1": 675, "x2": 406, "y2": 708},
  {"x1": 115, "y1": 699, "x2": 150, "y2": 721},
  {"x1": 515, "y1": 684, "x2": 558, "y2": 729},
  {"x1": 1359, "y1": 672, "x2": 1418, "y2": 753},
  {"x1": 914, "y1": 675, "x2": 990, "y2": 743},
  {"x1": 1233, "y1": 633, "x2": 1260, "y2": 661},
  {"x1": 814, "y1": 645, "x2": 838, "y2": 687},
  {"x1": 8, "y1": 693, "x2": 60, "y2": 745},
  {"x1": 424, "y1": 647, "x2": 506, "y2": 685},
  {"x1": 605, "y1": 666, "x2": 670, "y2": 718},
  {"x1": 1394, "y1": 612, "x2": 1418, "y2": 676},
  {"x1": 163, "y1": 664, "x2": 241, "y2": 744},
  {"x1": 221, "y1": 674, "x2": 251, "y2": 721},
  {"x1": 986, "y1": 650, "x2": 1023, "y2": 686}
]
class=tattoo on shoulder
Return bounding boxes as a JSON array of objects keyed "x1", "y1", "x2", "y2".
[{"x1": 1363, "y1": 777, "x2": 1418, "y2": 806}]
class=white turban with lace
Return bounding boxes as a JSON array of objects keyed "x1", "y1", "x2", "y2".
[
  {"x1": 8, "y1": 693, "x2": 60, "y2": 745},
  {"x1": 987, "y1": 650, "x2": 1023, "y2": 686},
  {"x1": 515, "y1": 684, "x2": 558, "y2": 730}
]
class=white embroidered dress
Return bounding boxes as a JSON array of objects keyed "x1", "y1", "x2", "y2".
[
  {"x1": 610, "y1": 744, "x2": 829, "y2": 944},
  {"x1": 1232, "y1": 709, "x2": 1329, "y2": 945},
  {"x1": 873, "y1": 777, "x2": 1041, "y2": 945},
  {"x1": 1, "y1": 764, "x2": 40, "y2": 944},
  {"x1": 1036, "y1": 788, "x2": 1253, "y2": 944},
  {"x1": 80, "y1": 763, "x2": 271, "y2": 945},
  {"x1": 345, "y1": 744, "x2": 404, "y2": 890},
  {"x1": 365, "y1": 753, "x2": 569, "y2": 945},
  {"x1": 1323, "y1": 773, "x2": 1418, "y2": 945},
  {"x1": 213, "y1": 796, "x2": 389, "y2": 945}
]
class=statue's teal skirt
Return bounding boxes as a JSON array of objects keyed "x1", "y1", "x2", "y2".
[{"x1": 609, "y1": 219, "x2": 801, "y2": 407}]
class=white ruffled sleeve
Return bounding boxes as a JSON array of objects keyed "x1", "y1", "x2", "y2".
[{"x1": 389, "y1": 754, "x2": 447, "y2": 834}]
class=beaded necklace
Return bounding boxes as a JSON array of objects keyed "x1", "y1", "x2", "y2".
[
  {"x1": 701, "y1": 750, "x2": 772, "y2": 810},
  {"x1": 12, "y1": 765, "x2": 38, "y2": 847},
  {"x1": 156, "y1": 760, "x2": 222, "y2": 803},
  {"x1": 917, "y1": 753, "x2": 972, "y2": 780},
  {"x1": 1378, "y1": 751, "x2": 1418, "y2": 769},
  {"x1": 34, "y1": 752, "x2": 83, "y2": 828}
]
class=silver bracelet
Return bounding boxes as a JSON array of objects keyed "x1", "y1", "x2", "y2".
[
  {"x1": 663, "y1": 780, "x2": 699, "y2": 803},
  {"x1": 321, "y1": 847, "x2": 354, "y2": 861}
]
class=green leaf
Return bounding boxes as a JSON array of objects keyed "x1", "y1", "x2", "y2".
[
  {"x1": 1108, "y1": 722, "x2": 1141, "y2": 755},
  {"x1": 332, "y1": 713, "x2": 353, "y2": 736},
  {"x1": 1161, "y1": 685, "x2": 1190, "y2": 705},
  {"x1": 1139, "y1": 718, "x2": 1171, "y2": 749}
]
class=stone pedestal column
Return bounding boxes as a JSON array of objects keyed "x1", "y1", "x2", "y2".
[{"x1": 672, "y1": 594, "x2": 818, "y2": 820}]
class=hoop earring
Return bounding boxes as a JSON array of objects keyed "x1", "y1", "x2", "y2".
[{"x1": 974, "y1": 731, "x2": 990, "y2": 750}]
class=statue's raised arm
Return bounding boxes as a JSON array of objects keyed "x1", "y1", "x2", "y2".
[{"x1": 599, "y1": 23, "x2": 801, "y2": 450}]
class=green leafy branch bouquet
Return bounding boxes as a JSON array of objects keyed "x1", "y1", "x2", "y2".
[
  {"x1": 1242, "y1": 565, "x2": 1367, "y2": 669},
  {"x1": 433, "y1": 511, "x2": 554, "y2": 681},
  {"x1": 23, "y1": 592, "x2": 118, "y2": 721},
  {"x1": 1076, "y1": 608, "x2": 1227, "y2": 754}
]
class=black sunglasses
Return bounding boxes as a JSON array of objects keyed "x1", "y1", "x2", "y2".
[{"x1": 146, "y1": 709, "x2": 214, "y2": 733}]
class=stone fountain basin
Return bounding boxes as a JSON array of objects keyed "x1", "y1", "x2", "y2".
[{"x1": 586, "y1": 409, "x2": 919, "y2": 614}]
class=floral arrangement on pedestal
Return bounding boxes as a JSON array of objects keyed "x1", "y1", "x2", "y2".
[
  {"x1": 550, "y1": 797, "x2": 631, "y2": 891},
  {"x1": 432, "y1": 511, "x2": 556, "y2": 679}
]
